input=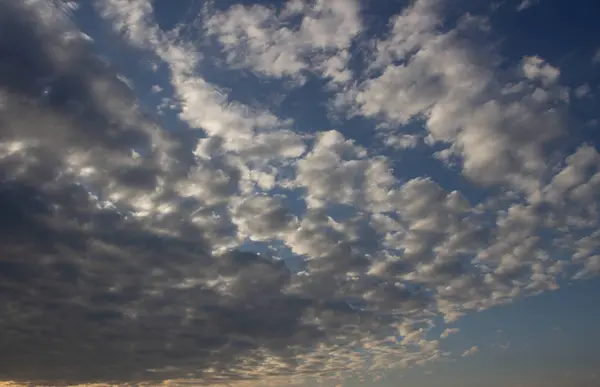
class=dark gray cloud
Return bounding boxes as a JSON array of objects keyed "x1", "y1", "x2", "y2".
[
  {"x1": 0, "y1": 174, "x2": 388, "y2": 385},
  {"x1": 0, "y1": 2, "x2": 425, "y2": 385}
]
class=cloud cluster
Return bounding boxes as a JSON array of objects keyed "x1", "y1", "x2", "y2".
[
  {"x1": 337, "y1": 1, "x2": 569, "y2": 193},
  {"x1": 1, "y1": 0, "x2": 600, "y2": 386},
  {"x1": 204, "y1": 0, "x2": 362, "y2": 85}
]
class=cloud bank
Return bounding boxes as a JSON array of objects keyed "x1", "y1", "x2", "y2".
[{"x1": 1, "y1": 0, "x2": 599, "y2": 386}]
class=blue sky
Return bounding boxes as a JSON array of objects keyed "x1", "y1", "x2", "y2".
[{"x1": 0, "y1": 0, "x2": 600, "y2": 386}]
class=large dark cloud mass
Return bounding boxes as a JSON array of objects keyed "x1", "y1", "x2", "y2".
[{"x1": 0, "y1": 2, "x2": 416, "y2": 385}]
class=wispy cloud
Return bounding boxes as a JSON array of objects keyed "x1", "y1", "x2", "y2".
[
  {"x1": 516, "y1": 0, "x2": 541, "y2": 12},
  {"x1": 461, "y1": 346, "x2": 480, "y2": 357}
]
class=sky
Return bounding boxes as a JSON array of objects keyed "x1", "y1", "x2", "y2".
[{"x1": 0, "y1": 0, "x2": 600, "y2": 386}]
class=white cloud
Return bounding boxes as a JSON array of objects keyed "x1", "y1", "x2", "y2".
[
  {"x1": 440, "y1": 328, "x2": 460, "y2": 338},
  {"x1": 462, "y1": 346, "x2": 480, "y2": 357},
  {"x1": 384, "y1": 133, "x2": 421, "y2": 150},
  {"x1": 337, "y1": 0, "x2": 568, "y2": 194},
  {"x1": 99, "y1": 0, "x2": 292, "y2": 151},
  {"x1": 291, "y1": 130, "x2": 400, "y2": 213},
  {"x1": 98, "y1": 0, "x2": 160, "y2": 49},
  {"x1": 521, "y1": 55, "x2": 560, "y2": 85},
  {"x1": 517, "y1": 0, "x2": 541, "y2": 11},
  {"x1": 574, "y1": 83, "x2": 591, "y2": 98},
  {"x1": 574, "y1": 255, "x2": 600, "y2": 279},
  {"x1": 204, "y1": 0, "x2": 361, "y2": 85}
]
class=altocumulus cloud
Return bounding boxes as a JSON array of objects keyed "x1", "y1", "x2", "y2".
[{"x1": 0, "y1": 0, "x2": 600, "y2": 386}]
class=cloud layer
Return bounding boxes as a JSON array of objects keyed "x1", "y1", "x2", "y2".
[{"x1": 1, "y1": 0, "x2": 599, "y2": 386}]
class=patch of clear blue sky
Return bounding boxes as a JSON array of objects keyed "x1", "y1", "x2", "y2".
[{"x1": 366, "y1": 279, "x2": 600, "y2": 387}]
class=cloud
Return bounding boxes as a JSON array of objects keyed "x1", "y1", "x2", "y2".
[
  {"x1": 461, "y1": 346, "x2": 480, "y2": 357},
  {"x1": 575, "y1": 84, "x2": 591, "y2": 99},
  {"x1": 204, "y1": 0, "x2": 361, "y2": 85},
  {"x1": 521, "y1": 55, "x2": 560, "y2": 86},
  {"x1": 440, "y1": 328, "x2": 460, "y2": 339},
  {"x1": 292, "y1": 130, "x2": 395, "y2": 210},
  {"x1": 231, "y1": 194, "x2": 298, "y2": 241},
  {"x1": 1, "y1": 0, "x2": 600, "y2": 386},
  {"x1": 384, "y1": 134, "x2": 421, "y2": 150},
  {"x1": 516, "y1": 0, "x2": 541, "y2": 11},
  {"x1": 336, "y1": 1, "x2": 569, "y2": 193},
  {"x1": 0, "y1": 1, "x2": 437, "y2": 385},
  {"x1": 593, "y1": 48, "x2": 600, "y2": 65}
]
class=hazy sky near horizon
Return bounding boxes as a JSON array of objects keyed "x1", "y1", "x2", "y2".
[{"x1": 1, "y1": 0, "x2": 600, "y2": 386}]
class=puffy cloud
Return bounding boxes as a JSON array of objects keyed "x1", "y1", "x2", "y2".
[
  {"x1": 204, "y1": 0, "x2": 361, "y2": 85},
  {"x1": 293, "y1": 130, "x2": 396, "y2": 210},
  {"x1": 98, "y1": 0, "x2": 292, "y2": 149},
  {"x1": 384, "y1": 134, "x2": 421, "y2": 150},
  {"x1": 521, "y1": 55, "x2": 560, "y2": 86},
  {"x1": 336, "y1": 0, "x2": 568, "y2": 193},
  {"x1": 231, "y1": 194, "x2": 297, "y2": 241}
]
